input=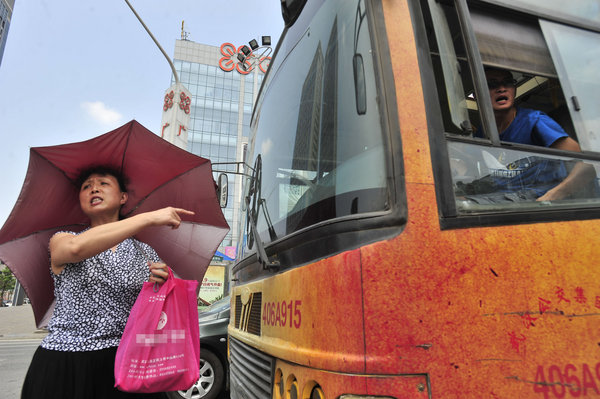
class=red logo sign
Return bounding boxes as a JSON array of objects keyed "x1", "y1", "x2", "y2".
[{"x1": 219, "y1": 43, "x2": 271, "y2": 75}]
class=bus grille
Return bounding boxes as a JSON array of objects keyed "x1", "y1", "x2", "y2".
[
  {"x1": 230, "y1": 337, "x2": 274, "y2": 399},
  {"x1": 234, "y1": 296, "x2": 242, "y2": 328},
  {"x1": 234, "y1": 292, "x2": 262, "y2": 336}
]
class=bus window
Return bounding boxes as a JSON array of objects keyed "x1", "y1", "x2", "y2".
[
  {"x1": 420, "y1": 0, "x2": 600, "y2": 215},
  {"x1": 245, "y1": 0, "x2": 389, "y2": 245},
  {"x1": 540, "y1": 20, "x2": 600, "y2": 152},
  {"x1": 480, "y1": 0, "x2": 600, "y2": 28},
  {"x1": 422, "y1": 0, "x2": 478, "y2": 136},
  {"x1": 449, "y1": 141, "x2": 600, "y2": 212}
]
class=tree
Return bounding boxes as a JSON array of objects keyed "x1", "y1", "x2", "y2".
[{"x1": 0, "y1": 266, "x2": 16, "y2": 305}]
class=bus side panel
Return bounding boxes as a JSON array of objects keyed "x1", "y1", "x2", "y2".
[
  {"x1": 365, "y1": 1, "x2": 600, "y2": 397},
  {"x1": 362, "y1": 181, "x2": 600, "y2": 398}
]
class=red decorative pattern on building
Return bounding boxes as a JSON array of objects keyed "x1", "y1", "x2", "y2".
[
  {"x1": 161, "y1": 123, "x2": 170, "y2": 138},
  {"x1": 163, "y1": 91, "x2": 174, "y2": 111},
  {"x1": 179, "y1": 92, "x2": 191, "y2": 114}
]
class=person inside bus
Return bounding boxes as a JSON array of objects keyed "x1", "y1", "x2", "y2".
[{"x1": 475, "y1": 67, "x2": 596, "y2": 201}]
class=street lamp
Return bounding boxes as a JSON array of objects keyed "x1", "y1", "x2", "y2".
[
  {"x1": 236, "y1": 36, "x2": 273, "y2": 72},
  {"x1": 123, "y1": 0, "x2": 191, "y2": 150}
]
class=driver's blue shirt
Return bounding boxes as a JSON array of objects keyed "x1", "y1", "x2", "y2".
[
  {"x1": 467, "y1": 107, "x2": 574, "y2": 200},
  {"x1": 476, "y1": 107, "x2": 568, "y2": 146}
]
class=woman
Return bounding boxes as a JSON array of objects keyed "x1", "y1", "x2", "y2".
[{"x1": 21, "y1": 165, "x2": 194, "y2": 398}]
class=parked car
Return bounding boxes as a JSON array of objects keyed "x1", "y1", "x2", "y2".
[{"x1": 166, "y1": 296, "x2": 230, "y2": 399}]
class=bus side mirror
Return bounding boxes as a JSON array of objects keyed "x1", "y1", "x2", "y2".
[
  {"x1": 353, "y1": 53, "x2": 367, "y2": 115},
  {"x1": 217, "y1": 173, "x2": 228, "y2": 208}
]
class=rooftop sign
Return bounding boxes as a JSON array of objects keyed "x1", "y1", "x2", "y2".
[{"x1": 218, "y1": 43, "x2": 271, "y2": 75}]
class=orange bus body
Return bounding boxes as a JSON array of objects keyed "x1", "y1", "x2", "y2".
[{"x1": 229, "y1": 1, "x2": 600, "y2": 398}]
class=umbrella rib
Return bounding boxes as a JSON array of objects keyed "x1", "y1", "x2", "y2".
[
  {"x1": 120, "y1": 121, "x2": 134, "y2": 174},
  {"x1": 34, "y1": 148, "x2": 79, "y2": 185},
  {"x1": 122, "y1": 163, "x2": 209, "y2": 217}
]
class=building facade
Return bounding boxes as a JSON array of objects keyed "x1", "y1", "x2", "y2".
[
  {"x1": 0, "y1": 0, "x2": 14, "y2": 67},
  {"x1": 169, "y1": 39, "x2": 268, "y2": 264}
]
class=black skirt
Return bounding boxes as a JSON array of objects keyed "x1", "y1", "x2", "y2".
[{"x1": 21, "y1": 346, "x2": 167, "y2": 399}]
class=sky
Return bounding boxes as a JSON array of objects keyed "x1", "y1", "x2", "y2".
[{"x1": 0, "y1": 0, "x2": 284, "y2": 227}]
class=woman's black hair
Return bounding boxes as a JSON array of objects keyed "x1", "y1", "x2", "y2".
[{"x1": 75, "y1": 165, "x2": 129, "y2": 192}]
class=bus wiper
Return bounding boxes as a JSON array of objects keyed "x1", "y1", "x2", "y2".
[
  {"x1": 246, "y1": 155, "x2": 280, "y2": 271},
  {"x1": 246, "y1": 203, "x2": 280, "y2": 271}
]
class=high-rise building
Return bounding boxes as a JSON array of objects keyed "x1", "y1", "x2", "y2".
[
  {"x1": 0, "y1": 0, "x2": 14, "y2": 67},
  {"x1": 169, "y1": 39, "x2": 269, "y2": 263}
]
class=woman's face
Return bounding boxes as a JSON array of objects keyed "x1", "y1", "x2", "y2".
[{"x1": 78, "y1": 173, "x2": 128, "y2": 217}]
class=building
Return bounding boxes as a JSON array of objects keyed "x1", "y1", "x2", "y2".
[
  {"x1": 0, "y1": 0, "x2": 14, "y2": 67},
  {"x1": 167, "y1": 39, "x2": 269, "y2": 299}
]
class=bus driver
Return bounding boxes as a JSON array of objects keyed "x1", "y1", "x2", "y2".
[{"x1": 479, "y1": 67, "x2": 595, "y2": 201}]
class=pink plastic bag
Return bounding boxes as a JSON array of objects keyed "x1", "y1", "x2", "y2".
[{"x1": 114, "y1": 268, "x2": 200, "y2": 393}]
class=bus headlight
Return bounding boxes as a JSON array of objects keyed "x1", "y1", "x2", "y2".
[
  {"x1": 310, "y1": 386, "x2": 325, "y2": 399},
  {"x1": 287, "y1": 375, "x2": 299, "y2": 399},
  {"x1": 274, "y1": 369, "x2": 284, "y2": 399}
]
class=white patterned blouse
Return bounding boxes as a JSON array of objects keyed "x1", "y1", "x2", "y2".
[{"x1": 42, "y1": 231, "x2": 160, "y2": 352}]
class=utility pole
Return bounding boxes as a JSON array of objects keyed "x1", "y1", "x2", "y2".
[{"x1": 123, "y1": 0, "x2": 191, "y2": 150}]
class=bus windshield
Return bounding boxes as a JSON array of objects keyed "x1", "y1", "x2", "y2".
[{"x1": 245, "y1": 0, "x2": 389, "y2": 244}]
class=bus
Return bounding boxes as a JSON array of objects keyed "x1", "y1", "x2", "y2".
[{"x1": 227, "y1": 0, "x2": 600, "y2": 398}]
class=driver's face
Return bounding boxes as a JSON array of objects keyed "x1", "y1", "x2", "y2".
[{"x1": 486, "y1": 69, "x2": 516, "y2": 112}]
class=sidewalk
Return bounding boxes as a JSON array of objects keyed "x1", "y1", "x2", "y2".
[{"x1": 0, "y1": 304, "x2": 47, "y2": 340}]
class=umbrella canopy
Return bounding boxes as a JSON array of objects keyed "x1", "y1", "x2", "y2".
[{"x1": 0, "y1": 120, "x2": 229, "y2": 327}]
